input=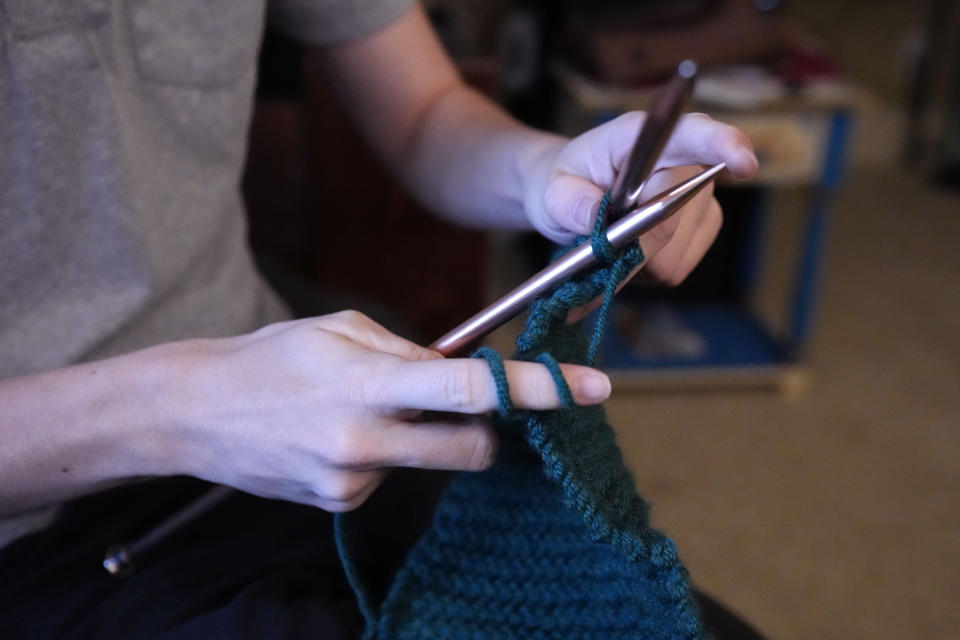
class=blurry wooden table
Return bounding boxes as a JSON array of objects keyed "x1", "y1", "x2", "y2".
[{"x1": 550, "y1": 64, "x2": 859, "y2": 397}]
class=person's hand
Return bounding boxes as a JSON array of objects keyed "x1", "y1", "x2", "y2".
[
  {"x1": 524, "y1": 112, "x2": 759, "y2": 298},
  {"x1": 168, "y1": 311, "x2": 612, "y2": 512}
]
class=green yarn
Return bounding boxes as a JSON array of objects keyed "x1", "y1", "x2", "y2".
[
  {"x1": 585, "y1": 192, "x2": 625, "y2": 365},
  {"x1": 469, "y1": 348, "x2": 575, "y2": 414},
  {"x1": 471, "y1": 346, "x2": 513, "y2": 417},
  {"x1": 339, "y1": 194, "x2": 708, "y2": 639},
  {"x1": 534, "y1": 352, "x2": 575, "y2": 409},
  {"x1": 333, "y1": 511, "x2": 378, "y2": 630}
]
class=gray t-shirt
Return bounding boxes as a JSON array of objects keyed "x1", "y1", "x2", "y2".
[{"x1": 0, "y1": 0, "x2": 413, "y2": 547}]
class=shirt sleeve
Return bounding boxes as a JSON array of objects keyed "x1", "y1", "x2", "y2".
[{"x1": 268, "y1": 0, "x2": 417, "y2": 45}]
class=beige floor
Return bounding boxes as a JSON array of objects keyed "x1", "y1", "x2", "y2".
[{"x1": 601, "y1": 135, "x2": 960, "y2": 639}]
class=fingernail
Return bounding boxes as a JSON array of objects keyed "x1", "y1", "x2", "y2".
[
  {"x1": 574, "y1": 195, "x2": 597, "y2": 233},
  {"x1": 741, "y1": 147, "x2": 759, "y2": 173},
  {"x1": 576, "y1": 373, "x2": 611, "y2": 403}
]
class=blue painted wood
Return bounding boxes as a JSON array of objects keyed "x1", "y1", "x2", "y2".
[
  {"x1": 580, "y1": 105, "x2": 853, "y2": 373},
  {"x1": 590, "y1": 303, "x2": 783, "y2": 370},
  {"x1": 787, "y1": 110, "x2": 852, "y2": 358}
]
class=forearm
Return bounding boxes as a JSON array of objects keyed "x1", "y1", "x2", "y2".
[
  {"x1": 317, "y1": 3, "x2": 564, "y2": 231},
  {"x1": 0, "y1": 345, "x2": 188, "y2": 515},
  {"x1": 399, "y1": 84, "x2": 564, "y2": 230}
]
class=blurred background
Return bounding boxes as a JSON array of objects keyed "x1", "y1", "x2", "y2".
[{"x1": 242, "y1": 1, "x2": 960, "y2": 639}]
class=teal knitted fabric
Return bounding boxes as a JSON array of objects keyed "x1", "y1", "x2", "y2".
[{"x1": 342, "y1": 195, "x2": 709, "y2": 639}]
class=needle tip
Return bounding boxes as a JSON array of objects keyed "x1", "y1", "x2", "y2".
[{"x1": 678, "y1": 60, "x2": 698, "y2": 79}]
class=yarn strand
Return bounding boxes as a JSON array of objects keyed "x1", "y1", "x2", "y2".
[
  {"x1": 341, "y1": 191, "x2": 706, "y2": 640},
  {"x1": 333, "y1": 513, "x2": 377, "y2": 638}
]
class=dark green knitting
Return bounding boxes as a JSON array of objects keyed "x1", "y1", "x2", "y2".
[{"x1": 341, "y1": 195, "x2": 709, "y2": 639}]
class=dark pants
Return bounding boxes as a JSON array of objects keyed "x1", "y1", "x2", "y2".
[
  {"x1": 0, "y1": 478, "x2": 364, "y2": 639},
  {"x1": 0, "y1": 476, "x2": 767, "y2": 639}
]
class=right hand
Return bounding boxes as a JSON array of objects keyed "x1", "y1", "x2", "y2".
[{"x1": 168, "y1": 311, "x2": 612, "y2": 511}]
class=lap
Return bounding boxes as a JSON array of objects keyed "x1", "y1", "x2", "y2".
[
  {"x1": 0, "y1": 478, "x2": 361, "y2": 639},
  {"x1": 0, "y1": 473, "x2": 767, "y2": 640}
]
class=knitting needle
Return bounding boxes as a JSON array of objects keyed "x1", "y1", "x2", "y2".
[
  {"x1": 103, "y1": 484, "x2": 233, "y2": 575},
  {"x1": 102, "y1": 166, "x2": 726, "y2": 575},
  {"x1": 102, "y1": 159, "x2": 720, "y2": 577},
  {"x1": 606, "y1": 60, "x2": 697, "y2": 218},
  {"x1": 429, "y1": 162, "x2": 726, "y2": 356},
  {"x1": 430, "y1": 59, "x2": 699, "y2": 356}
]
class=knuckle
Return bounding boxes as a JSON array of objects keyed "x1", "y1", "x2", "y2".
[
  {"x1": 687, "y1": 111, "x2": 714, "y2": 122},
  {"x1": 723, "y1": 121, "x2": 746, "y2": 140},
  {"x1": 324, "y1": 475, "x2": 351, "y2": 502},
  {"x1": 397, "y1": 339, "x2": 435, "y2": 363},
  {"x1": 324, "y1": 427, "x2": 366, "y2": 468},
  {"x1": 335, "y1": 376, "x2": 364, "y2": 407},
  {"x1": 348, "y1": 366, "x2": 388, "y2": 410},
  {"x1": 443, "y1": 361, "x2": 483, "y2": 412},
  {"x1": 707, "y1": 121, "x2": 741, "y2": 151},
  {"x1": 532, "y1": 373, "x2": 558, "y2": 409},
  {"x1": 321, "y1": 472, "x2": 367, "y2": 505},
  {"x1": 331, "y1": 309, "x2": 366, "y2": 323},
  {"x1": 465, "y1": 428, "x2": 497, "y2": 471},
  {"x1": 325, "y1": 310, "x2": 373, "y2": 335}
]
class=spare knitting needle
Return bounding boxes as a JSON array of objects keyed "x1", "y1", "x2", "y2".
[
  {"x1": 430, "y1": 162, "x2": 726, "y2": 356},
  {"x1": 606, "y1": 60, "x2": 698, "y2": 219},
  {"x1": 103, "y1": 484, "x2": 233, "y2": 575}
]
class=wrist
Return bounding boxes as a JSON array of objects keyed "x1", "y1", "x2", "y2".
[
  {"x1": 0, "y1": 340, "x2": 221, "y2": 513},
  {"x1": 107, "y1": 339, "x2": 219, "y2": 480}
]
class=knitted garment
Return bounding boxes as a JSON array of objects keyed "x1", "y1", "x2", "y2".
[{"x1": 338, "y1": 196, "x2": 709, "y2": 639}]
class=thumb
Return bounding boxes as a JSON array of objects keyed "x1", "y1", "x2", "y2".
[{"x1": 542, "y1": 173, "x2": 606, "y2": 241}]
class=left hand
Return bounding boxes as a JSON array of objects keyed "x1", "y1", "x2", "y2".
[{"x1": 524, "y1": 112, "x2": 758, "y2": 309}]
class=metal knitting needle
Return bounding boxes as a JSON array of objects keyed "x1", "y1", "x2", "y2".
[
  {"x1": 607, "y1": 60, "x2": 698, "y2": 219},
  {"x1": 429, "y1": 58, "x2": 699, "y2": 356},
  {"x1": 429, "y1": 162, "x2": 726, "y2": 356},
  {"x1": 103, "y1": 165, "x2": 725, "y2": 575},
  {"x1": 103, "y1": 484, "x2": 234, "y2": 575}
]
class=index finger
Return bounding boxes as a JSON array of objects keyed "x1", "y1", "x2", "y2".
[
  {"x1": 364, "y1": 357, "x2": 611, "y2": 413},
  {"x1": 658, "y1": 113, "x2": 758, "y2": 178}
]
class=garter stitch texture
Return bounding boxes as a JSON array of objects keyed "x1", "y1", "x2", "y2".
[{"x1": 338, "y1": 194, "x2": 709, "y2": 640}]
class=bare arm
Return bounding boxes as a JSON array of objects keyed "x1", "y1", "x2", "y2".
[
  {"x1": 315, "y1": 3, "x2": 558, "y2": 232},
  {"x1": 1, "y1": 4, "x2": 759, "y2": 518},
  {"x1": 0, "y1": 314, "x2": 612, "y2": 516},
  {"x1": 0, "y1": 344, "x2": 186, "y2": 514},
  {"x1": 315, "y1": 3, "x2": 758, "y2": 277}
]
